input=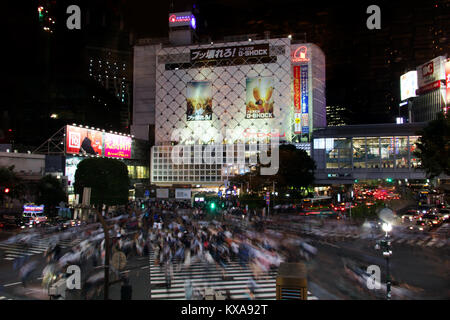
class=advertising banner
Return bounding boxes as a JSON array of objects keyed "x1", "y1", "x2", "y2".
[
  {"x1": 168, "y1": 12, "x2": 194, "y2": 28},
  {"x1": 293, "y1": 66, "x2": 301, "y2": 112},
  {"x1": 300, "y1": 65, "x2": 309, "y2": 133},
  {"x1": 187, "y1": 81, "x2": 212, "y2": 121},
  {"x1": 417, "y1": 56, "x2": 445, "y2": 90},
  {"x1": 294, "y1": 113, "x2": 301, "y2": 134},
  {"x1": 156, "y1": 189, "x2": 169, "y2": 199},
  {"x1": 104, "y1": 133, "x2": 132, "y2": 159},
  {"x1": 400, "y1": 71, "x2": 418, "y2": 101},
  {"x1": 446, "y1": 61, "x2": 450, "y2": 106},
  {"x1": 66, "y1": 126, "x2": 103, "y2": 155},
  {"x1": 66, "y1": 125, "x2": 132, "y2": 159},
  {"x1": 23, "y1": 205, "x2": 44, "y2": 214},
  {"x1": 245, "y1": 77, "x2": 274, "y2": 119},
  {"x1": 175, "y1": 188, "x2": 191, "y2": 199},
  {"x1": 191, "y1": 43, "x2": 269, "y2": 63}
]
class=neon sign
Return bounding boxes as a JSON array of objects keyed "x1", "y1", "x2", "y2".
[
  {"x1": 168, "y1": 12, "x2": 195, "y2": 28},
  {"x1": 292, "y1": 46, "x2": 309, "y2": 62},
  {"x1": 169, "y1": 14, "x2": 191, "y2": 23}
]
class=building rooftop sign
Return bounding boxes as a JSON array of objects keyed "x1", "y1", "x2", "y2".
[{"x1": 168, "y1": 12, "x2": 195, "y2": 28}]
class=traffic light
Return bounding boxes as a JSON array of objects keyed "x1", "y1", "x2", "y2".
[
  {"x1": 141, "y1": 203, "x2": 145, "y2": 209},
  {"x1": 4, "y1": 188, "x2": 10, "y2": 194},
  {"x1": 386, "y1": 178, "x2": 392, "y2": 183},
  {"x1": 354, "y1": 179, "x2": 358, "y2": 183},
  {"x1": 210, "y1": 202, "x2": 216, "y2": 210}
]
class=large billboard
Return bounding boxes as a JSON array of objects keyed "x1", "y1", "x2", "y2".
[
  {"x1": 186, "y1": 81, "x2": 213, "y2": 121},
  {"x1": 66, "y1": 126, "x2": 132, "y2": 159},
  {"x1": 245, "y1": 77, "x2": 274, "y2": 119},
  {"x1": 416, "y1": 56, "x2": 446, "y2": 94},
  {"x1": 66, "y1": 126, "x2": 103, "y2": 155},
  {"x1": 400, "y1": 71, "x2": 418, "y2": 101},
  {"x1": 190, "y1": 43, "x2": 269, "y2": 63},
  {"x1": 104, "y1": 133, "x2": 132, "y2": 158}
]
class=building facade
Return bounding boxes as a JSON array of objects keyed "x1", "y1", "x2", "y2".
[
  {"x1": 133, "y1": 36, "x2": 326, "y2": 187},
  {"x1": 311, "y1": 123, "x2": 431, "y2": 185}
]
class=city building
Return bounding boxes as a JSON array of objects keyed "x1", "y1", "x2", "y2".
[
  {"x1": 326, "y1": 105, "x2": 348, "y2": 126},
  {"x1": 132, "y1": 16, "x2": 326, "y2": 188},
  {"x1": 400, "y1": 56, "x2": 449, "y2": 123},
  {"x1": 311, "y1": 122, "x2": 435, "y2": 185}
]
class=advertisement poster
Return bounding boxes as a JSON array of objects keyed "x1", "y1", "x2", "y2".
[
  {"x1": 400, "y1": 71, "x2": 418, "y2": 101},
  {"x1": 300, "y1": 65, "x2": 309, "y2": 133},
  {"x1": 245, "y1": 77, "x2": 274, "y2": 119},
  {"x1": 66, "y1": 126, "x2": 103, "y2": 155},
  {"x1": 191, "y1": 43, "x2": 269, "y2": 63},
  {"x1": 186, "y1": 81, "x2": 213, "y2": 121},
  {"x1": 446, "y1": 61, "x2": 450, "y2": 106},
  {"x1": 104, "y1": 133, "x2": 132, "y2": 159},
  {"x1": 293, "y1": 66, "x2": 301, "y2": 112}
]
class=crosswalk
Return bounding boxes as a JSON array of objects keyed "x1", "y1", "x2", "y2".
[
  {"x1": 0, "y1": 237, "x2": 82, "y2": 261},
  {"x1": 297, "y1": 228, "x2": 449, "y2": 248},
  {"x1": 147, "y1": 253, "x2": 319, "y2": 300}
]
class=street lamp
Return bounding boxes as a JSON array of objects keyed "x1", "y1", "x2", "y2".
[{"x1": 377, "y1": 222, "x2": 393, "y2": 300}]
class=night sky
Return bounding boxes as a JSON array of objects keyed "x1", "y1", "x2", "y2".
[{"x1": 1, "y1": 0, "x2": 448, "y2": 147}]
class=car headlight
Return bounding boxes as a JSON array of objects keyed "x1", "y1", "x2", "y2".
[{"x1": 419, "y1": 227, "x2": 423, "y2": 231}]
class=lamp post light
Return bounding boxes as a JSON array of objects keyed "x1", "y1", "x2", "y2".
[{"x1": 378, "y1": 222, "x2": 393, "y2": 300}]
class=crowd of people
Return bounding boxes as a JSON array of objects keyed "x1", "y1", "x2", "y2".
[{"x1": 4, "y1": 200, "x2": 314, "y2": 300}]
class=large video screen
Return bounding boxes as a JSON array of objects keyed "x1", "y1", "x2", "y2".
[
  {"x1": 104, "y1": 133, "x2": 132, "y2": 158},
  {"x1": 245, "y1": 77, "x2": 274, "y2": 119},
  {"x1": 186, "y1": 81, "x2": 213, "y2": 121},
  {"x1": 66, "y1": 125, "x2": 132, "y2": 159}
]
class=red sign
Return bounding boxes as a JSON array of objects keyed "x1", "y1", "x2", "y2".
[
  {"x1": 292, "y1": 46, "x2": 309, "y2": 62},
  {"x1": 242, "y1": 128, "x2": 285, "y2": 138},
  {"x1": 415, "y1": 80, "x2": 442, "y2": 95},
  {"x1": 66, "y1": 126, "x2": 103, "y2": 155},
  {"x1": 446, "y1": 61, "x2": 450, "y2": 106},
  {"x1": 422, "y1": 62, "x2": 434, "y2": 77},
  {"x1": 293, "y1": 66, "x2": 301, "y2": 112}
]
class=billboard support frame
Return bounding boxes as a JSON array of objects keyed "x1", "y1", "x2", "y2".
[{"x1": 32, "y1": 126, "x2": 66, "y2": 155}]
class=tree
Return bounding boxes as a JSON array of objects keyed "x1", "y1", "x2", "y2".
[
  {"x1": 73, "y1": 158, "x2": 130, "y2": 300},
  {"x1": 74, "y1": 158, "x2": 130, "y2": 206},
  {"x1": 414, "y1": 112, "x2": 450, "y2": 178},
  {"x1": 230, "y1": 144, "x2": 316, "y2": 193},
  {"x1": 0, "y1": 165, "x2": 23, "y2": 203},
  {"x1": 36, "y1": 175, "x2": 67, "y2": 216}
]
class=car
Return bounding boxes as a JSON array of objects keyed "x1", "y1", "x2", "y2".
[
  {"x1": 437, "y1": 209, "x2": 450, "y2": 222},
  {"x1": 23, "y1": 212, "x2": 48, "y2": 225},
  {"x1": 401, "y1": 209, "x2": 422, "y2": 222},
  {"x1": 409, "y1": 219, "x2": 433, "y2": 232},
  {"x1": 418, "y1": 214, "x2": 442, "y2": 228}
]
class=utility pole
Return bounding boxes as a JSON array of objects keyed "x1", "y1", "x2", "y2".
[
  {"x1": 376, "y1": 223, "x2": 393, "y2": 300},
  {"x1": 96, "y1": 208, "x2": 111, "y2": 300}
]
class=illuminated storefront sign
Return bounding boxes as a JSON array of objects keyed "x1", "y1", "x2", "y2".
[
  {"x1": 191, "y1": 44, "x2": 269, "y2": 63},
  {"x1": 293, "y1": 66, "x2": 301, "y2": 112},
  {"x1": 416, "y1": 56, "x2": 446, "y2": 93},
  {"x1": 168, "y1": 12, "x2": 195, "y2": 28},
  {"x1": 292, "y1": 46, "x2": 309, "y2": 63},
  {"x1": 300, "y1": 65, "x2": 309, "y2": 133},
  {"x1": 23, "y1": 205, "x2": 44, "y2": 214},
  {"x1": 66, "y1": 125, "x2": 132, "y2": 159}
]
